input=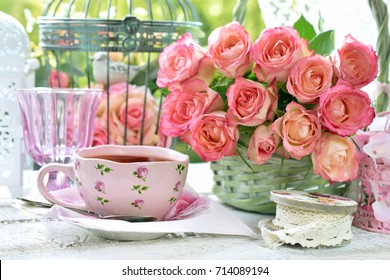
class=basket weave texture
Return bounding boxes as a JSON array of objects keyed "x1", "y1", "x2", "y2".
[{"x1": 211, "y1": 155, "x2": 350, "y2": 214}]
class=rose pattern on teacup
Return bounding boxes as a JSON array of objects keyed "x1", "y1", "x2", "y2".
[
  {"x1": 168, "y1": 197, "x2": 178, "y2": 205},
  {"x1": 75, "y1": 159, "x2": 81, "y2": 171},
  {"x1": 131, "y1": 184, "x2": 150, "y2": 195},
  {"x1": 94, "y1": 163, "x2": 185, "y2": 208},
  {"x1": 72, "y1": 158, "x2": 187, "y2": 211},
  {"x1": 37, "y1": 145, "x2": 189, "y2": 221},
  {"x1": 94, "y1": 181, "x2": 106, "y2": 193},
  {"x1": 176, "y1": 164, "x2": 185, "y2": 175},
  {"x1": 97, "y1": 196, "x2": 111, "y2": 205},
  {"x1": 133, "y1": 166, "x2": 148, "y2": 181},
  {"x1": 131, "y1": 199, "x2": 144, "y2": 209},
  {"x1": 95, "y1": 163, "x2": 113, "y2": 175},
  {"x1": 173, "y1": 181, "x2": 181, "y2": 192}
]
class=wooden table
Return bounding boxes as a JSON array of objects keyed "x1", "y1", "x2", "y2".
[{"x1": 1, "y1": 163, "x2": 390, "y2": 260}]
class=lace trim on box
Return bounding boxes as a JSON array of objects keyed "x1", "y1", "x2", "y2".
[{"x1": 258, "y1": 204, "x2": 354, "y2": 248}]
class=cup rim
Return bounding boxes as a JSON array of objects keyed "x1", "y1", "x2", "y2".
[{"x1": 74, "y1": 145, "x2": 189, "y2": 163}]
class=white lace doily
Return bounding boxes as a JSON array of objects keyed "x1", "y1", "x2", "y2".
[{"x1": 259, "y1": 190, "x2": 357, "y2": 248}]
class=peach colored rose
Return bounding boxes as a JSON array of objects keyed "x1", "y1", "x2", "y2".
[
  {"x1": 92, "y1": 118, "x2": 109, "y2": 146},
  {"x1": 251, "y1": 26, "x2": 313, "y2": 83},
  {"x1": 333, "y1": 34, "x2": 378, "y2": 88},
  {"x1": 318, "y1": 84, "x2": 375, "y2": 136},
  {"x1": 156, "y1": 33, "x2": 215, "y2": 88},
  {"x1": 286, "y1": 55, "x2": 333, "y2": 103},
  {"x1": 247, "y1": 124, "x2": 281, "y2": 165},
  {"x1": 312, "y1": 133, "x2": 359, "y2": 182},
  {"x1": 226, "y1": 77, "x2": 278, "y2": 126},
  {"x1": 272, "y1": 102, "x2": 321, "y2": 160},
  {"x1": 184, "y1": 112, "x2": 239, "y2": 161},
  {"x1": 95, "y1": 83, "x2": 159, "y2": 146},
  {"x1": 159, "y1": 78, "x2": 224, "y2": 137},
  {"x1": 208, "y1": 21, "x2": 253, "y2": 78},
  {"x1": 48, "y1": 70, "x2": 69, "y2": 88}
]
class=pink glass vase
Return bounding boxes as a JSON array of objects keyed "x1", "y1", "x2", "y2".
[{"x1": 16, "y1": 87, "x2": 102, "y2": 191}]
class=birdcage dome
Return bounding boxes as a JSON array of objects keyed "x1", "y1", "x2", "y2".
[{"x1": 38, "y1": 0, "x2": 202, "y2": 53}]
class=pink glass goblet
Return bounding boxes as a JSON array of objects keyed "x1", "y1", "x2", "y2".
[{"x1": 16, "y1": 87, "x2": 102, "y2": 191}]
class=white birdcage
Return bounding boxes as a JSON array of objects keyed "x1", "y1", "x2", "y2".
[{"x1": 0, "y1": 12, "x2": 39, "y2": 198}]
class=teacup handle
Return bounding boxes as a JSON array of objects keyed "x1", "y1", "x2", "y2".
[{"x1": 37, "y1": 163, "x2": 87, "y2": 211}]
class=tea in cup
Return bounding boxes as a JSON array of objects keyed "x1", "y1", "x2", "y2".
[{"x1": 37, "y1": 145, "x2": 189, "y2": 220}]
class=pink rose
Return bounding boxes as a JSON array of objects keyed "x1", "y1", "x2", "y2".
[
  {"x1": 312, "y1": 133, "x2": 359, "y2": 182},
  {"x1": 95, "y1": 83, "x2": 159, "y2": 145},
  {"x1": 94, "y1": 181, "x2": 106, "y2": 193},
  {"x1": 286, "y1": 55, "x2": 333, "y2": 103},
  {"x1": 157, "y1": 33, "x2": 215, "y2": 88},
  {"x1": 131, "y1": 199, "x2": 144, "y2": 209},
  {"x1": 159, "y1": 79, "x2": 224, "y2": 137},
  {"x1": 272, "y1": 102, "x2": 321, "y2": 160},
  {"x1": 333, "y1": 34, "x2": 378, "y2": 88},
  {"x1": 226, "y1": 77, "x2": 278, "y2": 126},
  {"x1": 247, "y1": 124, "x2": 280, "y2": 164},
  {"x1": 48, "y1": 70, "x2": 69, "y2": 88},
  {"x1": 208, "y1": 21, "x2": 253, "y2": 78},
  {"x1": 134, "y1": 166, "x2": 148, "y2": 181},
  {"x1": 318, "y1": 85, "x2": 375, "y2": 136},
  {"x1": 184, "y1": 112, "x2": 239, "y2": 161},
  {"x1": 92, "y1": 118, "x2": 109, "y2": 146},
  {"x1": 251, "y1": 26, "x2": 313, "y2": 83}
]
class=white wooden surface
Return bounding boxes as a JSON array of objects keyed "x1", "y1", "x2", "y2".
[{"x1": 1, "y1": 163, "x2": 390, "y2": 260}]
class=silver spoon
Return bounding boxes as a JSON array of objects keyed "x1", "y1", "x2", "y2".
[
  {"x1": 70, "y1": 208, "x2": 157, "y2": 222},
  {"x1": 17, "y1": 197, "x2": 157, "y2": 222},
  {"x1": 96, "y1": 214, "x2": 157, "y2": 222}
]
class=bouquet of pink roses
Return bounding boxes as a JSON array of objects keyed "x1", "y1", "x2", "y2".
[{"x1": 156, "y1": 16, "x2": 379, "y2": 183}]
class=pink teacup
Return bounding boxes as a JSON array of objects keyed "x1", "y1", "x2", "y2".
[{"x1": 37, "y1": 145, "x2": 189, "y2": 220}]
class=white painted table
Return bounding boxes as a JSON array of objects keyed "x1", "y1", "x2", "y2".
[{"x1": 1, "y1": 163, "x2": 390, "y2": 260}]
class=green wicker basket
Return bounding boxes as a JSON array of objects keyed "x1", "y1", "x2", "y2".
[{"x1": 211, "y1": 155, "x2": 351, "y2": 214}]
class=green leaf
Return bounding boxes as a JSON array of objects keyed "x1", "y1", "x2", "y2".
[
  {"x1": 293, "y1": 15, "x2": 317, "y2": 41},
  {"x1": 141, "y1": 186, "x2": 149, "y2": 191},
  {"x1": 375, "y1": 92, "x2": 389, "y2": 113},
  {"x1": 104, "y1": 167, "x2": 112, "y2": 173},
  {"x1": 309, "y1": 30, "x2": 335, "y2": 56},
  {"x1": 97, "y1": 164, "x2": 104, "y2": 170},
  {"x1": 133, "y1": 185, "x2": 140, "y2": 190}
]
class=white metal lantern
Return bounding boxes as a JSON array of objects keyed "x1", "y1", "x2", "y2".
[{"x1": 0, "y1": 12, "x2": 39, "y2": 197}]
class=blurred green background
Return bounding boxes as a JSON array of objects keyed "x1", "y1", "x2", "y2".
[{"x1": 0, "y1": 0, "x2": 264, "y2": 48}]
